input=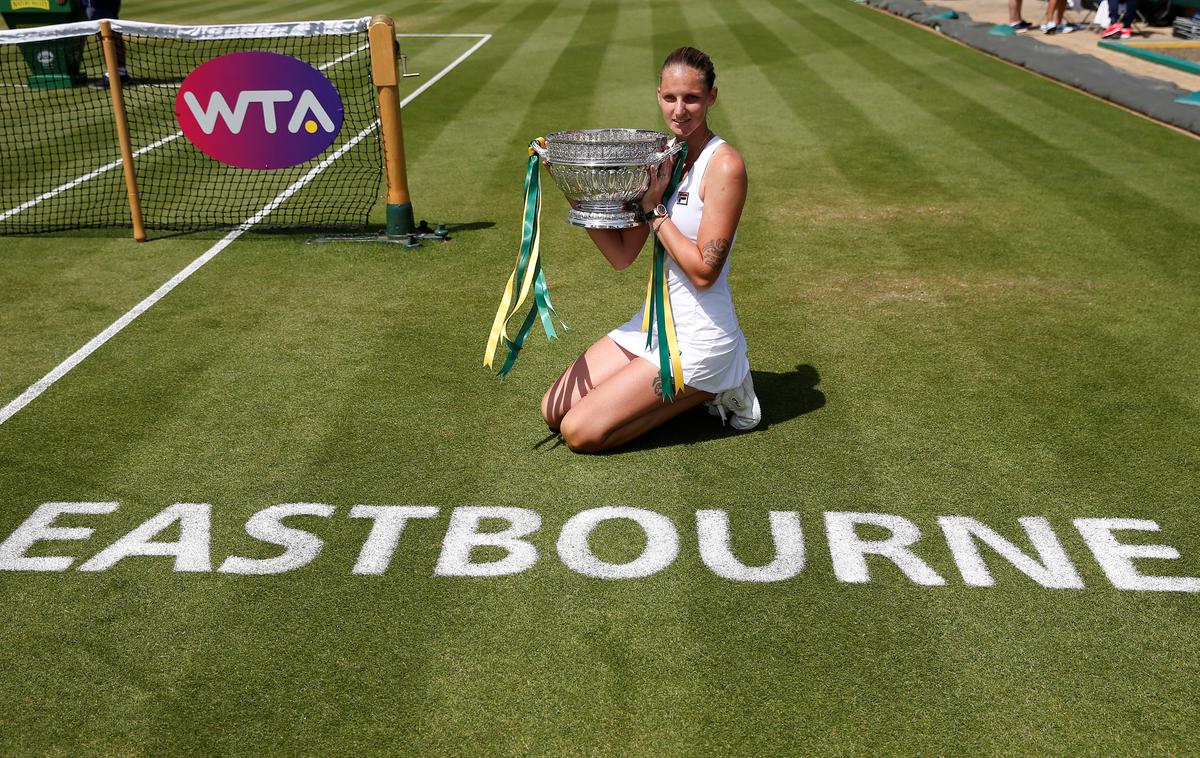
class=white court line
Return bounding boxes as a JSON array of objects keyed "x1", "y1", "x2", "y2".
[
  {"x1": 0, "y1": 42, "x2": 370, "y2": 224},
  {"x1": 0, "y1": 33, "x2": 492, "y2": 426},
  {"x1": 398, "y1": 34, "x2": 490, "y2": 105},
  {"x1": 0, "y1": 131, "x2": 185, "y2": 223}
]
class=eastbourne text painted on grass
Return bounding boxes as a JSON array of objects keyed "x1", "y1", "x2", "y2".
[{"x1": 1, "y1": 503, "x2": 1198, "y2": 592}]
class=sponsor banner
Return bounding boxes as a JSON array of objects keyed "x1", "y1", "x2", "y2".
[{"x1": 175, "y1": 51, "x2": 344, "y2": 170}]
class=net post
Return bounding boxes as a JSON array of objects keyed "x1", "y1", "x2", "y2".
[
  {"x1": 99, "y1": 20, "x2": 146, "y2": 242},
  {"x1": 369, "y1": 15, "x2": 415, "y2": 237}
]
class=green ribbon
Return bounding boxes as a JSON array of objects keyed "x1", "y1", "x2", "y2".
[
  {"x1": 645, "y1": 143, "x2": 689, "y2": 400},
  {"x1": 496, "y1": 145, "x2": 567, "y2": 380}
]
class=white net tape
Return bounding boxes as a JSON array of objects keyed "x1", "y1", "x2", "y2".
[{"x1": 0, "y1": 17, "x2": 370, "y2": 45}]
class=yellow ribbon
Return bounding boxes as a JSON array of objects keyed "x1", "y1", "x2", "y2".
[
  {"x1": 484, "y1": 139, "x2": 546, "y2": 369},
  {"x1": 660, "y1": 268, "x2": 685, "y2": 396},
  {"x1": 641, "y1": 236, "x2": 686, "y2": 397}
]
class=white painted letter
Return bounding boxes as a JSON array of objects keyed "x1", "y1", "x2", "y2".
[
  {"x1": 1074, "y1": 518, "x2": 1200, "y2": 592},
  {"x1": 183, "y1": 90, "x2": 293, "y2": 135},
  {"x1": 252, "y1": 90, "x2": 293, "y2": 133},
  {"x1": 349, "y1": 505, "x2": 439, "y2": 575},
  {"x1": 287, "y1": 90, "x2": 335, "y2": 133},
  {"x1": 435, "y1": 506, "x2": 540, "y2": 577},
  {"x1": 184, "y1": 91, "x2": 248, "y2": 134},
  {"x1": 696, "y1": 510, "x2": 805, "y2": 582},
  {"x1": 557, "y1": 506, "x2": 678, "y2": 579},
  {"x1": 825, "y1": 511, "x2": 945, "y2": 586},
  {"x1": 0, "y1": 501, "x2": 118, "y2": 572},
  {"x1": 218, "y1": 503, "x2": 335, "y2": 575},
  {"x1": 939, "y1": 516, "x2": 1084, "y2": 589},
  {"x1": 78, "y1": 503, "x2": 211, "y2": 572}
]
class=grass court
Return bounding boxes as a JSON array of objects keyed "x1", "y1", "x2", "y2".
[{"x1": 1, "y1": 0, "x2": 1198, "y2": 753}]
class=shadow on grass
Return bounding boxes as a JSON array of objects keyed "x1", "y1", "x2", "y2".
[
  {"x1": 441, "y1": 221, "x2": 496, "y2": 234},
  {"x1": 0, "y1": 213, "x2": 496, "y2": 242},
  {"x1": 537, "y1": 363, "x2": 825, "y2": 454},
  {"x1": 8, "y1": 221, "x2": 498, "y2": 243},
  {"x1": 0, "y1": 227, "x2": 144, "y2": 241}
]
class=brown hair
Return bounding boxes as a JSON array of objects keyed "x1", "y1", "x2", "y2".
[{"x1": 661, "y1": 46, "x2": 716, "y2": 90}]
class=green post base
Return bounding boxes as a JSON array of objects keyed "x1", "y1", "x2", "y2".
[
  {"x1": 988, "y1": 24, "x2": 1017, "y2": 35},
  {"x1": 387, "y1": 202, "x2": 415, "y2": 238}
]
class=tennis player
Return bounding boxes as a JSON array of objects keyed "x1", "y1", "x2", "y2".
[{"x1": 541, "y1": 46, "x2": 760, "y2": 453}]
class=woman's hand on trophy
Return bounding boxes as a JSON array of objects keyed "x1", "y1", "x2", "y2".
[{"x1": 641, "y1": 155, "x2": 676, "y2": 214}]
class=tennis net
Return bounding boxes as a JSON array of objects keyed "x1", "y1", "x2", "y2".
[{"x1": 0, "y1": 17, "x2": 382, "y2": 234}]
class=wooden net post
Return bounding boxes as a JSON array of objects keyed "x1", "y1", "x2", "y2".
[
  {"x1": 99, "y1": 20, "x2": 146, "y2": 242},
  {"x1": 369, "y1": 15, "x2": 415, "y2": 237}
]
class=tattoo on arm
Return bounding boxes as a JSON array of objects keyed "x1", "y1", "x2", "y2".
[
  {"x1": 651, "y1": 375, "x2": 663, "y2": 398},
  {"x1": 702, "y1": 238, "x2": 731, "y2": 269}
]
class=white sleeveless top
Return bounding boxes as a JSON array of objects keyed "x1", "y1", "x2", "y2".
[{"x1": 607, "y1": 135, "x2": 750, "y2": 394}]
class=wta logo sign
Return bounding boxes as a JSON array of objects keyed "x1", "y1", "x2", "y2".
[{"x1": 175, "y1": 51, "x2": 344, "y2": 170}]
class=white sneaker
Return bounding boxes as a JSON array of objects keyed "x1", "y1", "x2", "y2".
[{"x1": 706, "y1": 372, "x2": 762, "y2": 431}]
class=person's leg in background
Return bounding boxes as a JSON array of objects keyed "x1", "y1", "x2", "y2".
[
  {"x1": 1102, "y1": 0, "x2": 1138, "y2": 37},
  {"x1": 84, "y1": 0, "x2": 128, "y2": 81},
  {"x1": 1042, "y1": 0, "x2": 1080, "y2": 33},
  {"x1": 1009, "y1": 0, "x2": 1033, "y2": 31},
  {"x1": 1119, "y1": 0, "x2": 1139, "y2": 36}
]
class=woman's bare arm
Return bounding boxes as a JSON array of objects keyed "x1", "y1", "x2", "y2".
[
  {"x1": 585, "y1": 224, "x2": 651, "y2": 270},
  {"x1": 652, "y1": 147, "x2": 747, "y2": 289}
]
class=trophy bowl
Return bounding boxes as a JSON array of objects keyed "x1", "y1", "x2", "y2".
[{"x1": 532, "y1": 129, "x2": 684, "y2": 229}]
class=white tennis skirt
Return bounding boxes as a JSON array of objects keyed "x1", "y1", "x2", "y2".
[{"x1": 607, "y1": 310, "x2": 750, "y2": 394}]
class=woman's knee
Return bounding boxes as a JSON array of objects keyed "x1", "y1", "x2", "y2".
[
  {"x1": 541, "y1": 386, "x2": 564, "y2": 429},
  {"x1": 559, "y1": 411, "x2": 607, "y2": 453}
]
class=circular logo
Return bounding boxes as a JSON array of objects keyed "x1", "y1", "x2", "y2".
[
  {"x1": 36, "y1": 50, "x2": 55, "y2": 67},
  {"x1": 175, "y1": 51, "x2": 344, "y2": 171}
]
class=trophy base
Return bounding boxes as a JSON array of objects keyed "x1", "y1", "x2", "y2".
[{"x1": 567, "y1": 205, "x2": 643, "y2": 230}]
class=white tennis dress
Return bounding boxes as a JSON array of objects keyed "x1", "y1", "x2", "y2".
[{"x1": 607, "y1": 135, "x2": 750, "y2": 394}]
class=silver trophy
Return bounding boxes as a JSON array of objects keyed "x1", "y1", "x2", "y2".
[{"x1": 532, "y1": 129, "x2": 685, "y2": 229}]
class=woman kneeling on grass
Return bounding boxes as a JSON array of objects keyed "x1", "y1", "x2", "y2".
[{"x1": 541, "y1": 46, "x2": 760, "y2": 453}]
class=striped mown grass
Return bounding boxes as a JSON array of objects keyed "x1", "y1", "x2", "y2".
[{"x1": 1, "y1": 0, "x2": 1197, "y2": 753}]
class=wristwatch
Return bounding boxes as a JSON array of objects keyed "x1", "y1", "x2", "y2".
[{"x1": 646, "y1": 203, "x2": 668, "y2": 224}]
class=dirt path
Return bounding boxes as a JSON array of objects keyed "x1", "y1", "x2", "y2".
[{"x1": 942, "y1": 0, "x2": 1200, "y2": 90}]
